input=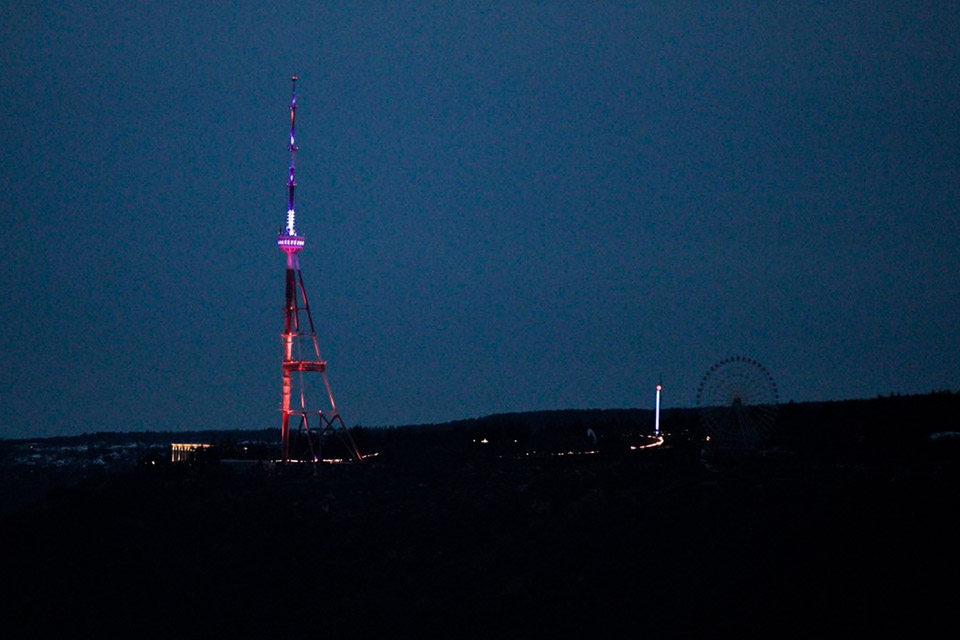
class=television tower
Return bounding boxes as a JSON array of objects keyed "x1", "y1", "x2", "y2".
[{"x1": 276, "y1": 77, "x2": 361, "y2": 464}]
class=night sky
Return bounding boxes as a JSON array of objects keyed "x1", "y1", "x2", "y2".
[{"x1": 1, "y1": 2, "x2": 958, "y2": 438}]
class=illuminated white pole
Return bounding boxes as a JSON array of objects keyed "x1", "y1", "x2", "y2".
[{"x1": 654, "y1": 379, "x2": 662, "y2": 437}]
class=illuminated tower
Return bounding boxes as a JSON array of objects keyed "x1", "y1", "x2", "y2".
[
  {"x1": 276, "y1": 77, "x2": 361, "y2": 464},
  {"x1": 654, "y1": 377, "x2": 662, "y2": 438}
]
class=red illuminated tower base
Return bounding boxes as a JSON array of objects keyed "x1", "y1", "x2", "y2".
[{"x1": 276, "y1": 77, "x2": 361, "y2": 464}]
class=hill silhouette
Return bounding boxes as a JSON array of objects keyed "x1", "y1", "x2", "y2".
[{"x1": 1, "y1": 392, "x2": 957, "y2": 637}]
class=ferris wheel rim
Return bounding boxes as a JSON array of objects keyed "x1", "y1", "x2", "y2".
[{"x1": 696, "y1": 356, "x2": 780, "y2": 451}]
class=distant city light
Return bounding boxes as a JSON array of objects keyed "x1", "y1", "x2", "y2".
[
  {"x1": 630, "y1": 436, "x2": 664, "y2": 450},
  {"x1": 171, "y1": 443, "x2": 212, "y2": 463}
]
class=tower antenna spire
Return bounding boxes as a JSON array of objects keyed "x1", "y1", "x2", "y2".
[{"x1": 286, "y1": 75, "x2": 298, "y2": 237}]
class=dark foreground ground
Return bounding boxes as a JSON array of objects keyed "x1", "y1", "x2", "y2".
[{"x1": 1, "y1": 394, "x2": 958, "y2": 638}]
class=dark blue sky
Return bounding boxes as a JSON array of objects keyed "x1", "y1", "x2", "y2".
[{"x1": 1, "y1": 2, "x2": 958, "y2": 438}]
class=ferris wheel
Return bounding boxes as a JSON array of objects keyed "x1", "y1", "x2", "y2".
[{"x1": 696, "y1": 356, "x2": 779, "y2": 452}]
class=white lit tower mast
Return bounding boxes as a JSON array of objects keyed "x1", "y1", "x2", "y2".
[
  {"x1": 654, "y1": 376, "x2": 662, "y2": 438},
  {"x1": 276, "y1": 77, "x2": 361, "y2": 464}
]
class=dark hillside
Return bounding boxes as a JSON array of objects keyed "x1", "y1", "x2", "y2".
[{"x1": 1, "y1": 393, "x2": 958, "y2": 638}]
